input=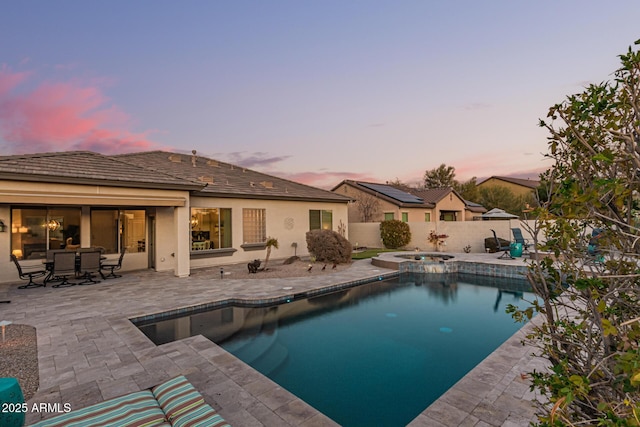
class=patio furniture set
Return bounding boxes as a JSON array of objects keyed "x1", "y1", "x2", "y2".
[
  {"x1": 487, "y1": 227, "x2": 531, "y2": 260},
  {"x1": 10, "y1": 249, "x2": 126, "y2": 289}
]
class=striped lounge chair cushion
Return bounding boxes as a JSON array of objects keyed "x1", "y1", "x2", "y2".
[
  {"x1": 171, "y1": 402, "x2": 230, "y2": 427},
  {"x1": 29, "y1": 390, "x2": 167, "y2": 427},
  {"x1": 151, "y1": 376, "x2": 205, "y2": 421}
]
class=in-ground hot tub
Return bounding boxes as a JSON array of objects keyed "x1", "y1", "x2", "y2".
[{"x1": 371, "y1": 251, "x2": 455, "y2": 270}]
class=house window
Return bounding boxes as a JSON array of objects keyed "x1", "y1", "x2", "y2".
[
  {"x1": 309, "y1": 210, "x2": 332, "y2": 230},
  {"x1": 401, "y1": 212, "x2": 409, "y2": 222},
  {"x1": 243, "y1": 208, "x2": 266, "y2": 244},
  {"x1": 425, "y1": 213, "x2": 431, "y2": 222},
  {"x1": 190, "y1": 208, "x2": 232, "y2": 250},
  {"x1": 440, "y1": 211, "x2": 457, "y2": 221},
  {"x1": 91, "y1": 209, "x2": 146, "y2": 254},
  {"x1": 384, "y1": 212, "x2": 394, "y2": 221},
  {"x1": 11, "y1": 207, "x2": 81, "y2": 260}
]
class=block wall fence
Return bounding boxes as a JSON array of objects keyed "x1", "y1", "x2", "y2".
[{"x1": 348, "y1": 220, "x2": 540, "y2": 253}]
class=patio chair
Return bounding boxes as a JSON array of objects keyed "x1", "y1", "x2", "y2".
[
  {"x1": 511, "y1": 228, "x2": 531, "y2": 252},
  {"x1": 491, "y1": 229, "x2": 514, "y2": 259},
  {"x1": 78, "y1": 250, "x2": 102, "y2": 285},
  {"x1": 10, "y1": 254, "x2": 47, "y2": 289},
  {"x1": 100, "y1": 248, "x2": 126, "y2": 279},
  {"x1": 51, "y1": 251, "x2": 78, "y2": 288}
]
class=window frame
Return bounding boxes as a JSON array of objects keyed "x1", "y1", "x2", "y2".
[
  {"x1": 242, "y1": 208, "x2": 267, "y2": 245},
  {"x1": 90, "y1": 208, "x2": 147, "y2": 254},
  {"x1": 190, "y1": 207, "x2": 233, "y2": 252},
  {"x1": 309, "y1": 209, "x2": 333, "y2": 230}
]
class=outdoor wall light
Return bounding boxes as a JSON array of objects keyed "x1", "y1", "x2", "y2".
[{"x1": 0, "y1": 220, "x2": 6, "y2": 232}]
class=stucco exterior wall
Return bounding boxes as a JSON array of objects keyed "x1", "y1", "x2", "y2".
[
  {"x1": 433, "y1": 192, "x2": 467, "y2": 221},
  {"x1": 333, "y1": 182, "x2": 436, "y2": 223},
  {"x1": 187, "y1": 197, "x2": 349, "y2": 270}
]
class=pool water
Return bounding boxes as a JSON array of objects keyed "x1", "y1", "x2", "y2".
[{"x1": 136, "y1": 274, "x2": 533, "y2": 427}]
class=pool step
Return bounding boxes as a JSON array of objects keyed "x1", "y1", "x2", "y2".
[
  {"x1": 231, "y1": 329, "x2": 279, "y2": 364},
  {"x1": 251, "y1": 341, "x2": 289, "y2": 376}
]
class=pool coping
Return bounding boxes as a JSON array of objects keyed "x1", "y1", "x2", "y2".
[{"x1": 130, "y1": 270, "x2": 399, "y2": 326}]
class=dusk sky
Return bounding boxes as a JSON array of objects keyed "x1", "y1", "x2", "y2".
[{"x1": 2, "y1": 1, "x2": 639, "y2": 188}]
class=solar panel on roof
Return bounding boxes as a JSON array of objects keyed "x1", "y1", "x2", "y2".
[{"x1": 359, "y1": 183, "x2": 424, "y2": 204}]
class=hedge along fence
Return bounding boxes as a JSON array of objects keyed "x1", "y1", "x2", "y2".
[{"x1": 348, "y1": 219, "x2": 538, "y2": 253}]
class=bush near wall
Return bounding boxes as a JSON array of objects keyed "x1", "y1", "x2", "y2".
[
  {"x1": 306, "y1": 229, "x2": 352, "y2": 263},
  {"x1": 379, "y1": 220, "x2": 411, "y2": 249}
]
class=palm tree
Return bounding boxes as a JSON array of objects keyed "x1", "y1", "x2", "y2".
[{"x1": 262, "y1": 237, "x2": 279, "y2": 270}]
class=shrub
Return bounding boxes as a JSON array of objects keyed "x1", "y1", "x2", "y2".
[
  {"x1": 305, "y1": 229, "x2": 352, "y2": 263},
  {"x1": 379, "y1": 220, "x2": 411, "y2": 249}
]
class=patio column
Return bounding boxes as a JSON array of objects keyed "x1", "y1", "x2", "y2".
[
  {"x1": 80, "y1": 206, "x2": 91, "y2": 248},
  {"x1": 174, "y1": 205, "x2": 190, "y2": 278}
]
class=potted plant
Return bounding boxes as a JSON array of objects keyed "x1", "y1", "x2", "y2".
[{"x1": 428, "y1": 230, "x2": 449, "y2": 252}]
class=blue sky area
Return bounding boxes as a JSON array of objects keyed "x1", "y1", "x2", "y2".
[{"x1": 1, "y1": 1, "x2": 639, "y2": 188}]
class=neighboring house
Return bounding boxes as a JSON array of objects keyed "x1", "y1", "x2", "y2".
[
  {"x1": 332, "y1": 180, "x2": 483, "y2": 223},
  {"x1": 0, "y1": 150, "x2": 349, "y2": 284},
  {"x1": 459, "y1": 200, "x2": 487, "y2": 221},
  {"x1": 477, "y1": 176, "x2": 540, "y2": 198}
]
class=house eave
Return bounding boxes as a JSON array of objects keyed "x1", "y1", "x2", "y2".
[
  {"x1": 190, "y1": 190, "x2": 350, "y2": 203},
  {"x1": 0, "y1": 173, "x2": 205, "y2": 191}
]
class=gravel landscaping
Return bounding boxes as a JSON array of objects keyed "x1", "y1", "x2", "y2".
[{"x1": 0, "y1": 323, "x2": 38, "y2": 400}]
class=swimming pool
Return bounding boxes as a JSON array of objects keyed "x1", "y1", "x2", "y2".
[{"x1": 135, "y1": 273, "x2": 533, "y2": 427}]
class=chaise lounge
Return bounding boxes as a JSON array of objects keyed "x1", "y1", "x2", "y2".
[
  {"x1": 29, "y1": 375, "x2": 230, "y2": 427},
  {"x1": 490, "y1": 229, "x2": 514, "y2": 260}
]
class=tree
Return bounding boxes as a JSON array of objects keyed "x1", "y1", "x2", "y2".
[
  {"x1": 423, "y1": 164, "x2": 456, "y2": 188},
  {"x1": 509, "y1": 41, "x2": 640, "y2": 425},
  {"x1": 355, "y1": 193, "x2": 381, "y2": 222},
  {"x1": 453, "y1": 176, "x2": 479, "y2": 202},
  {"x1": 386, "y1": 178, "x2": 412, "y2": 192},
  {"x1": 261, "y1": 237, "x2": 279, "y2": 270},
  {"x1": 477, "y1": 185, "x2": 534, "y2": 217}
]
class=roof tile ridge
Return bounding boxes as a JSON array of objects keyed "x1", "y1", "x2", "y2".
[{"x1": 0, "y1": 150, "x2": 99, "y2": 161}]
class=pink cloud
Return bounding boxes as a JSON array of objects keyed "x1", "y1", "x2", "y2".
[
  {"x1": 0, "y1": 66, "x2": 31, "y2": 97},
  {"x1": 0, "y1": 66, "x2": 158, "y2": 154}
]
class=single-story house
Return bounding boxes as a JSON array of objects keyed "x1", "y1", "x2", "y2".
[
  {"x1": 477, "y1": 176, "x2": 540, "y2": 198},
  {"x1": 0, "y1": 150, "x2": 350, "y2": 284},
  {"x1": 331, "y1": 180, "x2": 485, "y2": 223}
]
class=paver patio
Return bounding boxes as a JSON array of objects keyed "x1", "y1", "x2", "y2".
[{"x1": 0, "y1": 254, "x2": 544, "y2": 426}]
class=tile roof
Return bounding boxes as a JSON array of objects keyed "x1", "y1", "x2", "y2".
[
  {"x1": 334, "y1": 180, "x2": 436, "y2": 208},
  {"x1": 463, "y1": 201, "x2": 488, "y2": 213},
  {"x1": 114, "y1": 151, "x2": 349, "y2": 202},
  {"x1": 335, "y1": 180, "x2": 487, "y2": 211},
  {"x1": 0, "y1": 151, "x2": 203, "y2": 190},
  {"x1": 408, "y1": 187, "x2": 456, "y2": 205}
]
